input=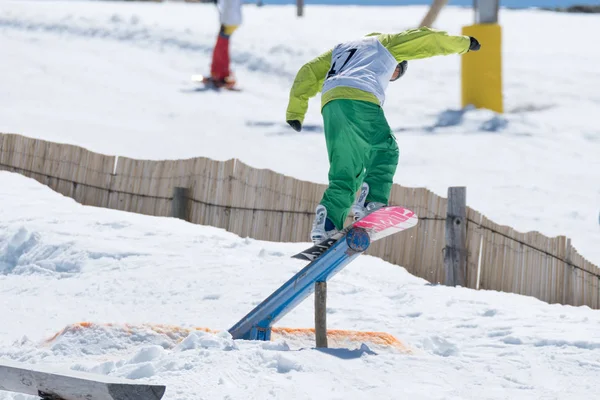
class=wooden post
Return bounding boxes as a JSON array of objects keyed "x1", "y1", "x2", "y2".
[
  {"x1": 297, "y1": 0, "x2": 304, "y2": 17},
  {"x1": 564, "y1": 238, "x2": 573, "y2": 305},
  {"x1": 314, "y1": 281, "x2": 327, "y2": 348},
  {"x1": 172, "y1": 187, "x2": 190, "y2": 221},
  {"x1": 474, "y1": 0, "x2": 500, "y2": 24},
  {"x1": 419, "y1": 0, "x2": 448, "y2": 27},
  {"x1": 444, "y1": 187, "x2": 467, "y2": 286}
]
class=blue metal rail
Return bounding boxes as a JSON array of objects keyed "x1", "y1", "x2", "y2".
[{"x1": 228, "y1": 227, "x2": 370, "y2": 340}]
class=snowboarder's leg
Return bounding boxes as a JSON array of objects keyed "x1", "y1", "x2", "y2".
[
  {"x1": 210, "y1": 24, "x2": 238, "y2": 83},
  {"x1": 363, "y1": 108, "x2": 399, "y2": 206},
  {"x1": 211, "y1": 0, "x2": 242, "y2": 83},
  {"x1": 319, "y1": 100, "x2": 372, "y2": 230}
]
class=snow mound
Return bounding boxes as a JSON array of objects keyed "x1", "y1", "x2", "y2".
[
  {"x1": 0, "y1": 227, "x2": 84, "y2": 276},
  {"x1": 44, "y1": 323, "x2": 211, "y2": 355},
  {"x1": 41, "y1": 323, "x2": 409, "y2": 355},
  {"x1": 1, "y1": 322, "x2": 403, "y2": 389},
  {"x1": 271, "y1": 327, "x2": 411, "y2": 353}
]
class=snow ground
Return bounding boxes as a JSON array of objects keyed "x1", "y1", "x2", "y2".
[
  {"x1": 0, "y1": 1, "x2": 599, "y2": 399},
  {"x1": 1, "y1": 171, "x2": 600, "y2": 400}
]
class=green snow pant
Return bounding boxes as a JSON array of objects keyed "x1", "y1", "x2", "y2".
[{"x1": 320, "y1": 99, "x2": 399, "y2": 230}]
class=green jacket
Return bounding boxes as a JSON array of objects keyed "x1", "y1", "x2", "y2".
[{"x1": 286, "y1": 27, "x2": 471, "y2": 124}]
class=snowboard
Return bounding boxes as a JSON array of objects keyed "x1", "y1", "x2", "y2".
[
  {"x1": 292, "y1": 206, "x2": 418, "y2": 262},
  {"x1": 191, "y1": 74, "x2": 241, "y2": 91}
]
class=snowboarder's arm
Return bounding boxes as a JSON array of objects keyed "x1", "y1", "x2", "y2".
[
  {"x1": 377, "y1": 27, "x2": 471, "y2": 61},
  {"x1": 286, "y1": 49, "x2": 333, "y2": 125}
]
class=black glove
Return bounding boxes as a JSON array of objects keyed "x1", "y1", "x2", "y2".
[
  {"x1": 469, "y1": 37, "x2": 481, "y2": 51},
  {"x1": 287, "y1": 120, "x2": 302, "y2": 132}
]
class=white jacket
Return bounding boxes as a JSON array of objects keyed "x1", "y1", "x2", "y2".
[
  {"x1": 321, "y1": 36, "x2": 397, "y2": 106},
  {"x1": 218, "y1": 0, "x2": 243, "y2": 26}
]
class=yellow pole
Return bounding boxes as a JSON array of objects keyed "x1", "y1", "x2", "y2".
[{"x1": 461, "y1": 23, "x2": 503, "y2": 113}]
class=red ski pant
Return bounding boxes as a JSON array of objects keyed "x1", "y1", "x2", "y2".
[{"x1": 210, "y1": 24, "x2": 238, "y2": 80}]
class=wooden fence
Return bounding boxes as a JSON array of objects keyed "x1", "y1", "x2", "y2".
[{"x1": 1, "y1": 132, "x2": 598, "y2": 309}]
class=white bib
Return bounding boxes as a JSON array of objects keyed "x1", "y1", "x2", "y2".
[
  {"x1": 218, "y1": 0, "x2": 242, "y2": 26},
  {"x1": 322, "y1": 37, "x2": 397, "y2": 106}
]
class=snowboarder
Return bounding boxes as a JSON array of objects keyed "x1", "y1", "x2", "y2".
[
  {"x1": 285, "y1": 27, "x2": 481, "y2": 243},
  {"x1": 209, "y1": 0, "x2": 243, "y2": 87}
]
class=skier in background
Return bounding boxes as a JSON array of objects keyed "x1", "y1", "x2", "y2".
[
  {"x1": 209, "y1": 0, "x2": 242, "y2": 87},
  {"x1": 285, "y1": 27, "x2": 481, "y2": 243}
]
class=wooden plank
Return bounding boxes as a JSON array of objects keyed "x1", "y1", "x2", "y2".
[
  {"x1": 398, "y1": 186, "x2": 418, "y2": 276},
  {"x1": 31, "y1": 137, "x2": 47, "y2": 176},
  {"x1": 418, "y1": 191, "x2": 434, "y2": 281},
  {"x1": 554, "y1": 236, "x2": 565, "y2": 304},
  {"x1": 56, "y1": 142, "x2": 74, "y2": 199},
  {"x1": 200, "y1": 158, "x2": 215, "y2": 227},
  {"x1": 76, "y1": 147, "x2": 91, "y2": 206},
  {"x1": 478, "y1": 219, "x2": 492, "y2": 290},
  {"x1": 511, "y1": 229, "x2": 520, "y2": 295},
  {"x1": 592, "y1": 271, "x2": 598, "y2": 309},
  {"x1": 495, "y1": 225, "x2": 507, "y2": 293},
  {"x1": 188, "y1": 157, "x2": 204, "y2": 225},
  {"x1": 525, "y1": 231, "x2": 535, "y2": 298},
  {"x1": 281, "y1": 175, "x2": 298, "y2": 242},
  {"x1": 487, "y1": 219, "x2": 503, "y2": 293},
  {"x1": 540, "y1": 236, "x2": 550, "y2": 303},
  {"x1": 486, "y1": 224, "x2": 499, "y2": 292},
  {"x1": 549, "y1": 245, "x2": 557, "y2": 304},
  {"x1": 226, "y1": 159, "x2": 242, "y2": 237},
  {"x1": 575, "y1": 265, "x2": 583, "y2": 307},
  {"x1": 153, "y1": 159, "x2": 172, "y2": 217},
  {"x1": 412, "y1": 189, "x2": 428, "y2": 281},
  {"x1": 125, "y1": 158, "x2": 141, "y2": 214},
  {"x1": 529, "y1": 233, "x2": 540, "y2": 300},
  {"x1": 544, "y1": 235, "x2": 554, "y2": 303},
  {"x1": 0, "y1": 133, "x2": 4, "y2": 167},
  {"x1": 556, "y1": 236, "x2": 565, "y2": 304},
  {"x1": 465, "y1": 207, "x2": 481, "y2": 289},
  {"x1": 0, "y1": 359, "x2": 165, "y2": 400},
  {"x1": 0, "y1": 134, "x2": 19, "y2": 170},
  {"x1": 583, "y1": 262, "x2": 591, "y2": 307},
  {"x1": 502, "y1": 226, "x2": 514, "y2": 294},
  {"x1": 140, "y1": 159, "x2": 156, "y2": 215},
  {"x1": 0, "y1": 133, "x2": 14, "y2": 170},
  {"x1": 113, "y1": 157, "x2": 132, "y2": 212},
  {"x1": 577, "y1": 253, "x2": 587, "y2": 307},
  {"x1": 564, "y1": 239, "x2": 574, "y2": 305},
  {"x1": 165, "y1": 159, "x2": 181, "y2": 217},
  {"x1": 536, "y1": 234, "x2": 545, "y2": 301},
  {"x1": 523, "y1": 233, "x2": 534, "y2": 298},
  {"x1": 69, "y1": 144, "x2": 83, "y2": 202},
  {"x1": 266, "y1": 169, "x2": 283, "y2": 241},
  {"x1": 425, "y1": 191, "x2": 442, "y2": 284}
]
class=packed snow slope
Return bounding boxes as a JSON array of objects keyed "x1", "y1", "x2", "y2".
[
  {"x1": 1, "y1": 171, "x2": 600, "y2": 400},
  {"x1": 1, "y1": 2, "x2": 599, "y2": 265},
  {"x1": 1, "y1": 5, "x2": 599, "y2": 400}
]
